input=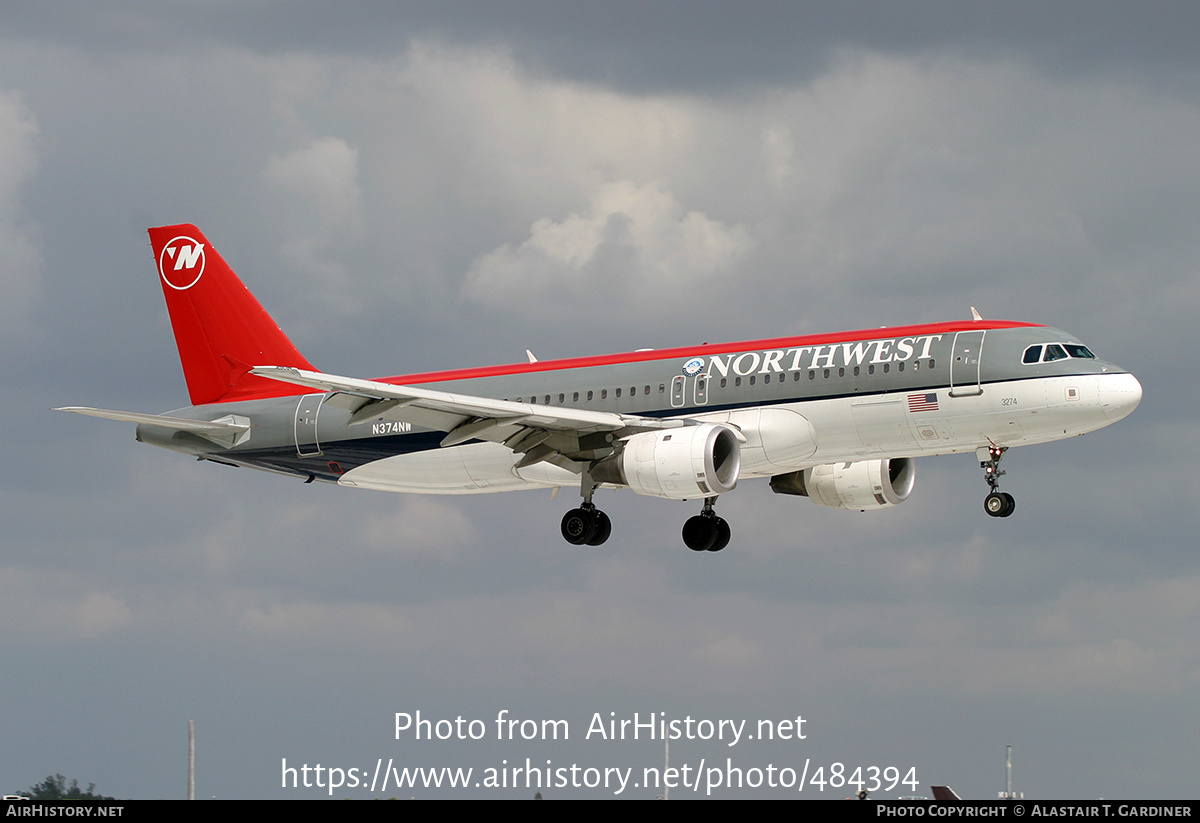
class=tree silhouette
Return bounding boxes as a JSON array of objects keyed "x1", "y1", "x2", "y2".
[{"x1": 20, "y1": 775, "x2": 115, "y2": 800}]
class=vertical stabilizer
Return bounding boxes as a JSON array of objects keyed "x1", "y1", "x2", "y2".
[{"x1": 148, "y1": 224, "x2": 315, "y2": 405}]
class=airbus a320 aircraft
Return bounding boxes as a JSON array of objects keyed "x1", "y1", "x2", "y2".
[{"x1": 60, "y1": 225, "x2": 1142, "y2": 552}]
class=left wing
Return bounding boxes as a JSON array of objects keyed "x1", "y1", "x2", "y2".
[{"x1": 251, "y1": 366, "x2": 705, "y2": 471}]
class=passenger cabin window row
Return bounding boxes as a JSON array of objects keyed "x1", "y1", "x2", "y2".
[
  {"x1": 1022, "y1": 344, "x2": 1095, "y2": 364},
  {"x1": 506, "y1": 358, "x2": 941, "y2": 404},
  {"x1": 508, "y1": 384, "x2": 667, "y2": 405},
  {"x1": 716, "y1": 359, "x2": 935, "y2": 389}
]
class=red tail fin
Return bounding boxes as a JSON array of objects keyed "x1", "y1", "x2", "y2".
[{"x1": 148, "y1": 224, "x2": 316, "y2": 405}]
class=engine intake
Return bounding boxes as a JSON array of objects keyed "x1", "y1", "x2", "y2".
[
  {"x1": 592, "y1": 424, "x2": 741, "y2": 500},
  {"x1": 770, "y1": 458, "x2": 915, "y2": 510}
]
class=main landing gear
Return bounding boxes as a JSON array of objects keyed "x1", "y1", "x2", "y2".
[
  {"x1": 561, "y1": 472, "x2": 612, "y2": 546},
  {"x1": 979, "y1": 444, "x2": 1016, "y2": 518},
  {"x1": 560, "y1": 503, "x2": 612, "y2": 546},
  {"x1": 682, "y1": 497, "x2": 731, "y2": 552},
  {"x1": 558, "y1": 476, "x2": 732, "y2": 552}
]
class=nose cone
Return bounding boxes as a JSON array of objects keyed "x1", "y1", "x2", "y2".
[{"x1": 1099, "y1": 372, "x2": 1142, "y2": 422}]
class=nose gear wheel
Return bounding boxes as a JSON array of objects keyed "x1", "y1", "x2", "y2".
[{"x1": 979, "y1": 445, "x2": 1016, "y2": 518}]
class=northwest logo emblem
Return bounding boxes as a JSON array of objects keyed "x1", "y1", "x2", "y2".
[
  {"x1": 158, "y1": 236, "x2": 206, "y2": 290},
  {"x1": 682, "y1": 357, "x2": 705, "y2": 376}
]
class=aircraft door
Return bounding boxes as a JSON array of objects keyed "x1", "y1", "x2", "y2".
[
  {"x1": 671, "y1": 375, "x2": 686, "y2": 408},
  {"x1": 294, "y1": 393, "x2": 325, "y2": 456},
  {"x1": 693, "y1": 373, "x2": 709, "y2": 406},
  {"x1": 949, "y1": 331, "x2": 985, "y2": 397}
]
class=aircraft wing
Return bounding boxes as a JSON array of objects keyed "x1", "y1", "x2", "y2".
[{"x1": 251, "y1": 366, "x2": 696, "y2": 471}]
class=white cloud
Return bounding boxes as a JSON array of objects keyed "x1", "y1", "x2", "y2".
[
  {"x1": 462, "y1": 180, "x2": 752, "y2": 318},
  {"x1": 262, "y1": 136, "x2": 365, "y2": 316},
  {"x1": 263, "y1": 136, "x2": 363, "y2": 233}
]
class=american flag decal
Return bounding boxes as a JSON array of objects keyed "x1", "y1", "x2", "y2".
[{"x1": 908, "y1": 392, "x2": 939, "y2": 412}]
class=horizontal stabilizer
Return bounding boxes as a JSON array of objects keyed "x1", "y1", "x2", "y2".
[{"x1": 55, "y1": 406, "x2": 249, "y2": 433}]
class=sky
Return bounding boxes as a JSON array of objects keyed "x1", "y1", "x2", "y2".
[{"x1": 2, "y1": 1, "x2": 1198, "y2": 800}]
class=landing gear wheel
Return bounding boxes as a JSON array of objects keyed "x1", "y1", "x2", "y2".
[
  {"x1": 683, "y1": 515, "x2": 717, "y2": 551},
  {"x1": 586, "y1": 510, "x2": 612, "y2": 546},
  {"x1": 561, "y1": 508, "x2": 596, "y2": 545},
  {"x1": 984, "y1": 491, "x2": 1016, "y2": 518},
  {"x1": 708, "y1": 517, "x2": 731, "y2": 552}
]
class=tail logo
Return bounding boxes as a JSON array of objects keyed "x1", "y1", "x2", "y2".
[{"x1": 159, "y1": 235, "x2": 206, "y2": 290}]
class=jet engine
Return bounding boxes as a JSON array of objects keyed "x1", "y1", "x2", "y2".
[
  {"x1": 592, "y1": 424, "x2": 741, "y2": 500},
  {"x1": 769, "y1": 458, "x2": 915, "y2": 510}
]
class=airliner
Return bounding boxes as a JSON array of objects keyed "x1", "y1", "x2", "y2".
[{"x1": 60, "y1": 225, "x2": 1142, "y2": 552}]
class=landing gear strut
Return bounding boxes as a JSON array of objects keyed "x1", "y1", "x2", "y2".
[
  {"x1": 561, "y1": 472, "x2": 612, "y2": 546},
  {"x1": 979, "y1": 444, "x2": 1016, "y2": 518},
  {"x1": 682, "y1": 497, "x2": 731, "y2": 552}
]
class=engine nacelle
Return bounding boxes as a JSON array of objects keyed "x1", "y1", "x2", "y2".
[
  {"x1": 769, "y1": 458, "x2": 915, "y2": 511},
  {"x1": 592, "y1": 424, "x2": 741, "y2": 500}
]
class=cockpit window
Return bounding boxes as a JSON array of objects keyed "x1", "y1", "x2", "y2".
[
  {"x1": 1024, "y1": 342, "x2": 1098, "y2": 364},
  {"x1": 1044, "y1": 344, "x2": 1068, "y2": 362}
]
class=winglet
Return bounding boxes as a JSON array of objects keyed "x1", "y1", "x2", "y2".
[{"x1": 148, "y1": 225, "x2": 315, "y2": 405}]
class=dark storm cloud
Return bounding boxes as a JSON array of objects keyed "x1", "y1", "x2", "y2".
[{"x1": 5, "y1": 1, "x2": 1200, "y2": 92}]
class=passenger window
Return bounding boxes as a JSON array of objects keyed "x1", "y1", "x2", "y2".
[
  {"x1": 853, "y1": 366, "x2": 860, "y2": 376},
  {"x1": 720, "y1": 378, "x2": 727, "y2": 388},
  {"x1": 558, "y1": 393, "x2": 564, "y2": 403},
  {"x1": 573, "y1": 392, "x2": 579, "y2": 402},
  {"x1": 615, "y1": 388, "x2": 622, "y2": 398},
  {"x1": 764, "y1": 374, "x2": 771, "y2": 384},
  {"x1": 868, "y1": 365, "x2": 875, "y2": 375},
  {"x1": 883, "y1": 363, "x2": 889, "y2": 374},
  {"x1": 658, "y1": 384, "x2": 665, "y2": 393},
  {"x1": 1023, "y1": 345, "x2": 1043, "y2": 364},
  {"x1": 735, "y1": 377, "x2": 742, "y2": 387},
  {"x1": 601, "y1": 389, "x2": 607, "y2": 399},
  {"x1": 749, "y1": 376, "x2": 756, "y2": 385},
  {"x1": 644, "y1": 386, "x2": 650, "y2": 395},
  {"x1": 897, "y1": 362, "x2": 904, "y2": 372},
  {"x1": 544, "y1": 395, "x2": 550, "y2": 404},
  {"x1": 838, "y1": 367, "x2": 845, "y2": 378},
  {"x1": 587, "y1": 391, "x2": 593, "y2": 401},
  {"x1": 928, "y1": 358, "x2": 935, "y2": 369}
]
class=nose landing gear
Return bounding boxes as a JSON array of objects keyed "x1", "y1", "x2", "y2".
[{"x1": 979, "y1": 444, "x2": 1016, "y2": 518}]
